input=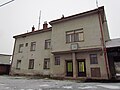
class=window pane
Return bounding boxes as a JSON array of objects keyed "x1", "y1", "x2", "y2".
[
  {"x1": 79, "y1": 32, "x2": 84, "y2": 41},
  {"x1": 79, "y1": 62, "x2": 85, "y2": 72},
  {"x1": 25, "y1": 43, "x2": 28, "y2": 47},
  {"x1": 55, "y1": 56, "x2": 60, "y2": 65},
  {"x1": 16, "y1": 60, "x2": 21, "y2": 70},
  {"x1": 66, "y1": 31, "x2": 74, "y2": 43},
  {"x1": 30, "y1": 42, "x2": 36, "y2": 51},
  {"x1": 44, "y1": 58, "x2": 50, "y2": 69},
  {"x1": 29, "y1": 59, "x2": 34, "y2": 69},
  {"x1": 71, "y1": 34, "x2": 74, "y2": 42},
  {"x1": 66, "y1": 34, "x2": 70, "y2": 43},
  {"x1": 90, "y1": 54, "x2": 98, "y2": 64},
  {"x1": 45, "y1": 39, "x2": 51, "y2": 49},
  {"x1": 66, "y1": 29, "x2": 84, "y2": 43},
  {"x1": 74, "y1": 33, "x2": 79, "y2": 42},
  {"x1": 68, "y1": 62, "x2": 72, "y2": 72},
  {"x1": 18, "y1": 44, "x2": 23, "y2": 53}
]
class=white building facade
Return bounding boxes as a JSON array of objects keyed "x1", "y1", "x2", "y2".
[{"x1": 10, "y1": 6, "x2": 111, "y2": 79}]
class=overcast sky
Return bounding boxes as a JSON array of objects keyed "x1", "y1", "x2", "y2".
[{"x1": 0, "y1": 0, "x2": 120, "y2": 55}]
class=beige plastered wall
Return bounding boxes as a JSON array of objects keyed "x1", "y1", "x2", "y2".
[{"x1": 11, "y1": 31, "x2": 52, "y2": 75}]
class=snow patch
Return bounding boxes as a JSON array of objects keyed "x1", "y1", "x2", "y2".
[
  {"x1": 39, "y1": 84, "x2": 49, "y2": 87},
  {"x1": 78, "y1": 86, "x2": 97, "y2": 89},
  {"x1": 97, "y1": 85, "x2": 120, "y2": 89},
  {"x1": 27, "y1": 89, "x2": 33, "y2": 90},
  {"x1": 5, "y1": 87, "x2": 10, "y2": 89},
  {"x1": 63, "y1": 86, "x2": 72, "y2": 89},
  {"x1": 38, "y1": 89, "x2": 42, "y2": 90}
]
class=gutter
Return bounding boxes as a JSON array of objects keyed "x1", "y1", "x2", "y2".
[{"x1": 97, "y1": 8, "x2": 110, "y2": 79}]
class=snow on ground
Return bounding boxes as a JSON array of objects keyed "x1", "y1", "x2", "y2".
[
  {"x1": 0, "y1": 76, "x2": 120, "y2": 90},
  {"x1": 97, "y1": 85, "x2": 120, "y2": 89}
]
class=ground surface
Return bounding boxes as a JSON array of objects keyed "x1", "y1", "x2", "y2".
[{"x1": 0, "y1": 76, "x2": 120, "y2": 90}]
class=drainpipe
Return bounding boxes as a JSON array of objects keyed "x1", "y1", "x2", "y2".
[{"x1": 97, "y1": 8, "x2": 110, "y2": 79}]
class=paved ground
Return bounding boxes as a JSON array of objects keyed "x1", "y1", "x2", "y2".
[{"x1": 0, "y1": 76, "x2": 120, "y2": 90}]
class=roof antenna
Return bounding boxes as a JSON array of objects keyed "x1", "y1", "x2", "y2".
[
  {"x1": 38, "y1": 10, "x2": 41, "y2": 30},
  {"x1": 96, "y1": 0, "x2": 99, "y2": 8}
]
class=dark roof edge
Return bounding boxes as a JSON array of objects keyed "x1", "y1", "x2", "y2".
[
  {"x1": 0, "y1": 54, "x2": 12, "y2": 56},
  {"x1": 49, "y1": 6, "x2": 104, "y2": 25},
  {"x1": 13, "y1": 27, "x2": 52, "y2": 38}
]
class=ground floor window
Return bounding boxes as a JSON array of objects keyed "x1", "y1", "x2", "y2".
[
  {"x1": 55, "y1": 56, "x2": 60, "y2": 65},
  {"x1": 16, "y1": 60, "x2": 21, "y2": 70},
  {"x1": 90, "y1": 54, "x2": 98, "y2": 64},
  {"x1": 28, "y1": 59, "x2": 34, "y2": 69},
  {"x1": 44, "y1": 58, "x2": 50, "y2": 69},
  {"x1": 91, "y1": 67, "x2": 101, "y2": 77}
]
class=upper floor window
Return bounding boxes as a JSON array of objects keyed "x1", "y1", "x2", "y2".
[
  {"x1": 66, "y1": 29, "x2": 84, "y2": 43},
  {"x1": 45, "y1": 39, "x2": 51, "y2": 49},
  {"x1": 18, "y1": 44, "x2": 24, "y2": 53},
  {"x1": 30, "y1": 42, "x2": 36, "y2": 51},
  {"x1": 25, "y1": 43, "x2": 28, "y2": 47},
  {"x1": 90, "y1": 54, "x2": 98, "y2": 64},
  {"x1": 28, "y1": 59, "x2": 34, "y2": 69},
  {"x1": 55, "y1": 56, "x2": 60, "y2": 65}
]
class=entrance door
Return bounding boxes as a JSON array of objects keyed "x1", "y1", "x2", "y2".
[
  {"x1": 66, "y1": 61, "x2": 73, "y2": 77},
  {"x1": 77, "y1": 60, "x2": 86, "y2": 77}
]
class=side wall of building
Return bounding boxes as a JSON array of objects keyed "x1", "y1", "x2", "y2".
[{"x1": 11, "y1": 31, "x2": 52, "y2": 75}]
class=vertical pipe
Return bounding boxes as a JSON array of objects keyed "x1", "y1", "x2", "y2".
[{"x1": 97, "y1": 9, "x2": 110, "y2": 79}]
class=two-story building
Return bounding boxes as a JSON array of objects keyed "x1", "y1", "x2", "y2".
[{"x1": 10, "y1": 6, "x2": 111, "y2": 79}]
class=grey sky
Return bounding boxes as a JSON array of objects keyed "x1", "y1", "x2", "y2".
[{"x1": 0, "y1": 0, "x2": 120, "y2": 54}]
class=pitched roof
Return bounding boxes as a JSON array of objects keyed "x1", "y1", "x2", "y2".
[
  {"x1": 13, "y1": 27, "x2": 52, "y2": 38},
  {"x1": 106, "y1": 38, "x2": 120, "y2": 48},
  {"x1": 49, "y1": 6, "x2": 104, "y2": 25}
]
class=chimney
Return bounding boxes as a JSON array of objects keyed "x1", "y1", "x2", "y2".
[
  {"x1": 32, "y1": 25, "x2": 35, "y2": 32},
  {"x1": 43, "y1": 21, "x2": 48, "y2": 29}
]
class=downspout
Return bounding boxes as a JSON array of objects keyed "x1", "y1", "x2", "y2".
[
  {"x1": 97, "y1": 8, "x2": 110, "y2": 79},
  {"x1": 9, "y1": 38, "x2": 16, "y2": 75}
]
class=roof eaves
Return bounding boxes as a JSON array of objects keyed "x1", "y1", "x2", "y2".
[
  {"x1": 13, "y1": 27, "x2": 52, "y2": 38},
  {"x1": 49, "y1": 6, "x2": 104, "y2": 25},
  {"x1": 0, "y1": 54, "x2": 12, "y2": 56}
]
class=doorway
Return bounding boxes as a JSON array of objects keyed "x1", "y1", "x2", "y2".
[
  {"x1": 77, "y1": 60, "x2": 86, "y2": 77},
  {"x1": 66, "y1": 61, "x2": 73, "y2": 77}
]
